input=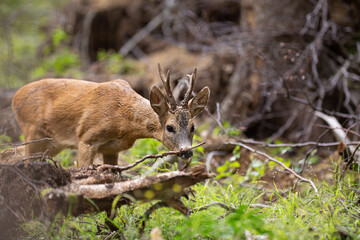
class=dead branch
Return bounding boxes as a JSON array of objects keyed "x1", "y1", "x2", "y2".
[
  {"x1": 237, "y1": 139, "x2": 360, "y2": 148},
  {"x1": 248, "y1": 203, "x2": 271, "y2": 208},
  {"x1": 226, "y1": 141, "x2": 319, "y2": 194},
  {"x1": 191, "y1": 201, "x2": 270, "y2": 215},
  {"x1": 191, "y1": 201, "x2": 235, "y2": 214},
  {"x1": 0, "y1": 137, "x2": 54, "y2": 147},
  {"x1": 0, "y1": 146, "x2": 60, "y2": 167},
  {"x1": 43, "y1": 164, "x2": 215, "y2": 216},
  {"x1": 208, "y1": 103, "x2": 320, "y2": 194},
  {"x1": 271, "y1": 109, "x2": 300, "y2": 140},
  {"x1": 344, "y1": 143, "x2": 360, "y2": 173},
  {"x1": 331, "y1": 195, "x2": 360, "y2": 220},
  {"x1": 205, "y1": 151, "x2": 226, "y2": 173},
  {"x1": 64, "y1": 165, "x2": 211, "y2": 199},
  {"x1": 98, "y1": 141, "x2": 205, "y2": 173},
  {"x1": 119, "y1": 0, "x2": 175, "y2": 56},
  {"x1": 0, "y1": 160, "x2": 213, "y2": 237}
]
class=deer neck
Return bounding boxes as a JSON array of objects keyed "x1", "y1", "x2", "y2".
[
  {"x1": 133, "y1": 102, "x2": 163, "y2": 142},
  {"x1": 143, "y1": 115, "x2": 162, "y2": 141}
]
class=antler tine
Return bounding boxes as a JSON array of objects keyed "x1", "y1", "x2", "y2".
[
  {"x1": 181, "y1": 67, "x2": 197, "y2": 108},
  {"x1": 157, "y1": 63, "x2": 177, "y2": 110}
]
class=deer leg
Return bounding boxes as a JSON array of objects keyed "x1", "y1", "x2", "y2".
[
  {"x1": 23, "y1": 126, "x2": 59, "y2": 157},
  {"x1": 102, "y1": 153, "x2": 118, "y2": 165},
  {"x1": 77, "y1": 142, "x2": 96, "y2": 166}
]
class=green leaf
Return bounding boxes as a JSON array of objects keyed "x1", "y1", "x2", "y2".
[
  {"x1": 52, "y1": 28, "x2": 68, "y2": 47},
  {"x1": 229, "y1": 161, "x2": 240, "y2": 168},
  {"x1": 217, "y1": 162, "x2": 229, "y2": 173}
]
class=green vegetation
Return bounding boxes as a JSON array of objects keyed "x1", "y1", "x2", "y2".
[
  {"x1": 0, "y1": 134, "x2": 12, "y2": 151},
  {"x1": 20, "y1": 173, "x2": 360, "y2": 239},
  {"x1": 17, "y1": 137, "x2": 360, "y2": 239},
  {"x1": 1, "y1": 1, "x2": 359, "y2": 239},
  {"x1": 54, "y1": 149, "x2": 76, "y2": 168},
  {"x1": 0, "y1": 0, "x2": 69, "y2": 87},
  {"x1": 97, "y1": 50, "x2": 145, "y2": 75},
  {"x1": 0, "y1": 0, "x2": 144, "y2": 88}
]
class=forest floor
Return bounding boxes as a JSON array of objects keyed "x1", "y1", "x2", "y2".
[{"x1": 1, "y1": 0, "x2": 360, "y2": 239}]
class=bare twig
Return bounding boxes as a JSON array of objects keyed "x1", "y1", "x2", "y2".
[
  {"x1": 334, "y1": 197, "x2": 360, "y2": 219},
  {"x1": 237, "y1": 139, "x2": 360, "y2": 148},
  {"x1": 226, "y1": 141, "x2": 319, "y2": 194},
  {"x1": 0, "y1": 137, "x2": 54, "y2": 147},
  {"x1": 190, "y1": 201, "x2": 236, "y2": 214},
  {"x1": 271, "y1": 109, "x2": 299, "y2": 140},
  {"x1": 205, "y1": 151, "x2": 226, "y2": 173},
  {"x1": 0, "y1": 194, "x2": 21, "y2": 220},
  {"x1": 119, "y1": 0, "x2": 176, "y2": 56},
  {"x1": 343, "y1": 143, "x2": 360, "y2": 174},
  {"x1": 98, "y1": 141, "x2": 205, "y2": 172},
  {"x1": 248, "y1": 203, "x2": 271, "y2": 208},
  {"x1": 190, "y1": 201, "x2": 270, "y2": 220},
  {"x1": 209, "y1": 101, "x2": 319, "y2": 193}
]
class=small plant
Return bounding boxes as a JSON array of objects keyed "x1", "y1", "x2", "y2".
[
  {"x1": 216, "y1": 160, "x2": 240, "y2": 179},
  {"x1": 54, "y1": 149, "x2": 76, "y2": 168},
  {"x1": 31, "y1": 48, "x2": 81, "y2": 79},
  {"x1": 97, "y1": 50, "x2": 144, "y2": 75},
  {"x1": 125, "y1": 138, "x2": 165, "y2": 160},
  {"x1": 30, "y1": 27, "x2": 82, "y2": 80},
  {"x1": 0, "y1": 0, "x2": 69, "y2": 87},
  {"x1": 212, "y1": 121, "x2": 241, "y2": 138},
  {"x1": 0, "y1": 134, "x2": 11, "y2": 151},
  {"x1": 52, "y1": 28, "x2": 69, "y2": 48}
]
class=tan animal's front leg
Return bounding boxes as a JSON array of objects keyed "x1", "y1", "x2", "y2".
[
  {"x1": 23, "y1": 125, "x2": 59, "y2": 157},
  {"x1": 77, "y1": 142, "x2": 96, "y2": 166},
  {"x1": 103, "y1": 153, "x2": 118, "y2": 165}
]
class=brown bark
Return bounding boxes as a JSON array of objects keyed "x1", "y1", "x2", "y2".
[{"x1": 44, "y1": 164, "x2": 214, "y2": 216}]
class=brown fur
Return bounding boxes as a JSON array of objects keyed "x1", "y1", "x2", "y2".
[{"x1": 12, "y1": 73, "x2": 210, "y2": 166}]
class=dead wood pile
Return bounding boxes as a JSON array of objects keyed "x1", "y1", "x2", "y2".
[
  {"x1": 0, "y1": 161, "x2": 214, "y2": 239},
  {"x1": 60, "y1": 0, "x2": 360, "y2": 144}
]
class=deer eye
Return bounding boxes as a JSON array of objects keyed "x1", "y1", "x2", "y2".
[
  {"x1": 166, "y1": 125, "x2": 175, "y2": 133},
  {"x1": 190, "y1": 125, "x2": 195, "y2": 133}
]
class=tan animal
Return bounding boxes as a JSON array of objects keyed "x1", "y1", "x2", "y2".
[{"x1": 12, "y1": 64, "x2": 210, "y2": 166}]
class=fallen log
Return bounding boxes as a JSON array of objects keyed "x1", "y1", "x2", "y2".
[{"x1": 44, "y1": 164, "x2": 214, "y2": 216}]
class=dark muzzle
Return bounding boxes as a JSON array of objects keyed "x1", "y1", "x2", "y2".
[{"x1": 178, "y1": 150, "x2": 193, "y2": 159}]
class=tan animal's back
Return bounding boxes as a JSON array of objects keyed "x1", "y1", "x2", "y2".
[{"x1": 12, "y1": 78, "x2": 159, "y2": 165}]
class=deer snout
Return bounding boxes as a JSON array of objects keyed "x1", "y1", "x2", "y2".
[{"x1": 178, "y1": 150, "x2": 193, "y2": 159}]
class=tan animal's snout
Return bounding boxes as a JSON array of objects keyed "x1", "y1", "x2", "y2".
[{"x1": 176, "y1": 133, "x2": 194, "y2": 159}]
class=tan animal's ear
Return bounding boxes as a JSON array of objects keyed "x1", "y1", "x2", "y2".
[
  {"x1": 188, "y1": 86, "x2": 210, "y2": 117},
  {"x1": 150, "y1": 86, "x2": 169, "y2": 118}
]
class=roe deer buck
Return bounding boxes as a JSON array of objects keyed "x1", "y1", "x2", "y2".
[{"x1": 12, "y1": 64, "x2": 210, "y2": 166}]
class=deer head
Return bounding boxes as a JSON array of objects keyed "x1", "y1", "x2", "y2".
[{"x1": 150, "y1": 63, "x2": 210, "y2": 159}]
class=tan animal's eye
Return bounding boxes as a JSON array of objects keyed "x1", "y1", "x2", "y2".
[
  {"x1": 166, "y1": 125, "x2": 175, "y2": 133},
  {"x1": 191, "y1": 125, "x2": 195, "y2": 133}
]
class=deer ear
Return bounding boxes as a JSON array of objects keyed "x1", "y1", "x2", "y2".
[
  {"x1": 188, "y1": 87, "x2": 210, "y2": 117},
  {"x1": 150, "y1": 86, "x2": 169, "y2": 117}
]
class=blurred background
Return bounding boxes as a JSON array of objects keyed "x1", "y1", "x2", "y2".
[
  {"x1": 1, "y1": 2, "x2": 360, "y2": 238},
  {"x1": 1, "y1": 0, "x2": 360, "y2": 151}
]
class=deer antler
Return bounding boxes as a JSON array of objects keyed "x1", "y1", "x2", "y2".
[
  {"x1": 181, "y1": 68, "x2": 197, "y2": 108},
  {"x1": 158, "y1": 63, "x2": 177, "y2": 110}
]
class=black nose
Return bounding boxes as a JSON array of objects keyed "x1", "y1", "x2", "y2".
[{"x1": 178, "y1": 150, "x2": 193, "y2": 159}]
